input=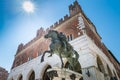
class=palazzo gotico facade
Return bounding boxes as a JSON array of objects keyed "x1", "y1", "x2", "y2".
[{"x1": 8, "y1": 1, "x2": 120, "y2": 80}]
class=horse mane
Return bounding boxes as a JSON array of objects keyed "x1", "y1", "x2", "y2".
[{"x1": 49, "y1": 30, "x2": 59, "y2": 35}]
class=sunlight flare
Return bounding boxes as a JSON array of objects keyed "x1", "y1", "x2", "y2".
[{"x1": 22, "y1": 1, "x2": 34, "y2": 13}]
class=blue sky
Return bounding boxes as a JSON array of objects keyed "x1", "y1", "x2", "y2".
[{"x1": 0, "y1": 0, "x2": 120, "y2": 72}]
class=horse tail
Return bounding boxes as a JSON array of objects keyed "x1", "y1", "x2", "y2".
[{"x1": 41, "y1": 50, "x2": 51, "y2": 62}]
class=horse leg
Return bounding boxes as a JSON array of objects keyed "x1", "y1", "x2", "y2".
[
  {"x1": 59, "y1": 53, "x2": 64, "y2": 68},
  {"x1": 41, "y1": 50, "x2": 51, "y2": 62},
  {"x1": 67, "y1": 58, "x2": 74, "y2": 70},
  {"x1": 48, "y1": 49, "x2": 53, "y2": 57}
]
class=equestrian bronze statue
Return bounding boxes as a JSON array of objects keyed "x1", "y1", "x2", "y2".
[{"x1": 41, "y1": 30, "x2": 81, "y2": 73}]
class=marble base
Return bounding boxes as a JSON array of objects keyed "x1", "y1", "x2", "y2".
[{"x1": 47, "y1": 67, "x2": 82, "y2": 80}]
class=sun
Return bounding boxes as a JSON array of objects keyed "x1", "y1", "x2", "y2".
[{"x1": 22, "y1": 1, "x2": 35, "y2": 13}]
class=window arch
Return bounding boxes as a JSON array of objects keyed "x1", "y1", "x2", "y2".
[
  {"x1": 70, "y1": 34, "x2": 73, "y2": 41},
  {"x1": 97, "y1": 56, "x2": 105, "y2": 73},
  {"x1": 17, "y1": 74, "x2": 23, "y2": 80},
  {"x1": 67, "y1": 34, "x2": 74, "y2": 41},
  {"x1": 28, "y1": 70, "x2": 35, "y2": 80}
]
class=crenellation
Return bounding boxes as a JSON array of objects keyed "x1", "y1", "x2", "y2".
[
  {"x1": 45, "y1": 28, "x2": 50, "y2": 33},
  {"x1": 48, "y1": 14, "x2": 70, "y2": 30},
  {"x1": 26, "y1": 41, "x2": 31, "y2": 47},
  {"x1": 69, "y1": 4, "x2": 73, "y2": 10},
  {"x1": 73, "y1": 1, "x2": 78, "y2": 5},
  {"x1": 24, "y1": 42, "x2": 28, "y2": 49},
  {"x1": 59, "y1": 18, "x2": 63, "y2": 24},
  {"x1": 50, "y1": 25, "x2": 54, "y2": 29},
  {"x1": 53, "y1": 22, "x2": 58, "y2": 28},
  {"x1": 69, "y1": 1, "x2": 81, "y2": 16},
  {"x1": 36, "y1": 27, "x2": 44, "y2": 37},
  {"x1": 16, "y1": 43, "x2": 24, "y2": 54},
  {"x1": 64, "y1": 14, "x2": 69, "y2": 20}
]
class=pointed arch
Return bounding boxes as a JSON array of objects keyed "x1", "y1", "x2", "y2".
[
  {"x1": 17, "y1": 74, "x2": 23, "y2": 80},
  {"x1": 28, "y1": 70, "x2": 35, "y2": 80},
  {"x1": 97, "y1": 56, "x2": 105, "y2": 73}
]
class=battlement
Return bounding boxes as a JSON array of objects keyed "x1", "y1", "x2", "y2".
[
  {"x1": 36, "y1": 27, "x2": 45, "y2": 37},
  {"x1": 69, "y1": 1, "x2": 82, "y2": 16},
  {"x1": 16, "y1": 43, "x2": 24, "y2": 54},
  {"x1": 46, "y1": 1, "x2": 82, "y2": 31},
  {"x1": 48, "y1": 14, "x2": 70, "y2": 30}
]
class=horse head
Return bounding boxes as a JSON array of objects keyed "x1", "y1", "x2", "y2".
[{"x1": 44, "y1": 30, "x2": 59, "y2": 39}]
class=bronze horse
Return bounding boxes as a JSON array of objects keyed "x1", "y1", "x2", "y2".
[{"x1": 41, "y1": 30, "x2": 81, "y2": 72}]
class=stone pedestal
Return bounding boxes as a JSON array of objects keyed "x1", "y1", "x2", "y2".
[{"x1": 47, "y1": 67, "x2": 82, "y2": 80}]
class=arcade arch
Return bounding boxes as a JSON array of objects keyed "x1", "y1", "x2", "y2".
[
  {"x1": 97, "y1": 56, "x2": 105, "y2": 73},
  {"x1": 17, "y1": 74, "x2": 23, "y2": 80},
  {"x1": 28, "y1": 70, "x2": 35, "y2": 80},
  {"x1": 42, "y1": 65, "x2": 52, "y2": 80}
]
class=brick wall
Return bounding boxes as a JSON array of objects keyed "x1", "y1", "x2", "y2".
[{"x1": 0, "y1": 67, "x2": 8, "y2": 80}]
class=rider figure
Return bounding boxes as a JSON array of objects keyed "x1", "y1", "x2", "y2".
[{"x1": 58, "y1": 32, "x2": 67, "y2": 51}]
